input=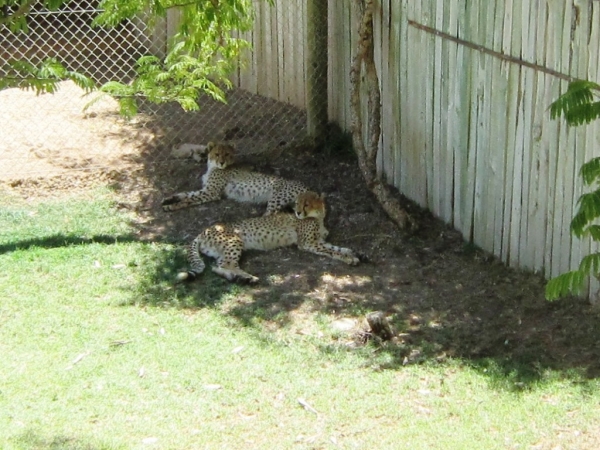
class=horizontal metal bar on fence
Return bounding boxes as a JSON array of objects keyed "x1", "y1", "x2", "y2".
[{"x1": 28, "y1": 10, "x2": 105, "y2": 15}]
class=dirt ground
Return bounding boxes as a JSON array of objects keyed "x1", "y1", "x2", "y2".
[{"x1": 3, "y1": 84, "x2": 600, "y2": 383}]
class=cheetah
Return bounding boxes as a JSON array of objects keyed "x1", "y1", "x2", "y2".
[
  {"x1": 176, "y1": 191, "x2": 360, "y2": 284},
  {"x1": 162, "y1": 142, "x2": 309, "y2": 215},
  {"x1": 170, "y1": 143, "x2": 208, "y2": 162}
]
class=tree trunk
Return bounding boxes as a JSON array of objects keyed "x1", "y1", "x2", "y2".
[{"x1": 350, "y1": 0, "x2": 415, "y2": 230}]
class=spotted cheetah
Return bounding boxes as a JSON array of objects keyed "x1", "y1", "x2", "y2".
[
  {"x1": 176, "y1": 191, "x2": 360, "y2": 284},
  {"x1": 162, "y1": 142, "x2": 309, "y2": 215}
]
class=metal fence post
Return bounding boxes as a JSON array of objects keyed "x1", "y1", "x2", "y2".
[{"x1": 306, "y1": 0, "x2": 328, "y2": 147}]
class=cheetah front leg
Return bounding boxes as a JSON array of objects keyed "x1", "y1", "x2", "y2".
[
  {"x1": 162, "y1": 189, "x2": 222, "y2": 211},
  {"x1": 162, "y1": 173, "x2": 227, "y2": 212},
  {"x1": 300, "y1": 241, "x2": 360, "y2": 266}
]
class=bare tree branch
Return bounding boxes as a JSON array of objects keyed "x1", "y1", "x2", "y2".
[{"x1": 350, "y1": 0, "x2": 415, "y2": 230}]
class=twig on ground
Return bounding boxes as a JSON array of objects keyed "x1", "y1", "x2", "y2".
[{"x1": 297, "y1": 397, "x2": 319, "y2": 416}]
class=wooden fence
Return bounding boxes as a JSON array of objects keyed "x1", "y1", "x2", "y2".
[{"x1": 169, "y1": 0, "x2": 600, "y2": 297}]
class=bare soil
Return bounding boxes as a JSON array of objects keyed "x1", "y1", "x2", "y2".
[{"x1": 3, "y1": 84, "x2": 600, "y2": 383}]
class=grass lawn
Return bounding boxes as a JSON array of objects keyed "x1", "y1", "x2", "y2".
[{"x1": 1, "y1": 188, "x2": 600, "y2": 450}]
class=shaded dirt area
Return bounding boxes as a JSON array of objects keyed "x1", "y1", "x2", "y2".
[
  {"x1": 145, "y1": 148, "x2": 600, "y2": 379},
  {"x1": 3, "y1": 85, "x2": 600, "y2": 385}
]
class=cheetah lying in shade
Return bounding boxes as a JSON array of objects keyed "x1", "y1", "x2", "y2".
[
  {"x1": 176, "y1": 191, "x2": 361, "y2": 284},
  {"x1": 162, "y1": 142, "x2": 309, "y2": 215}
]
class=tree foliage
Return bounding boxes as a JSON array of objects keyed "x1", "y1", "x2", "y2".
[
  {"x1": 545, "y1": 162, "x2": 600, "y2": 299},
  {"x1": 0, "y1": 57, "x2": 95, "y2": 93},
  {"x1": 549, "y1": 80, "x2": 600, "y2": 126},
  {"x1": 546, "y1": 86, "x2": 600, "y2": 300},
  {"x1": 1, "y1": 0, "x2": 269, "y2": 113}
]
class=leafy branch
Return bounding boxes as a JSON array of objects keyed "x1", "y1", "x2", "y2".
[
  {"x1": 549, "y1": 80, "x2": 600, "y2": 126},
  {"x1": 88, "y1": 0, "x2": 263, "y2": 115},
  {"x1": 0, "y1": 0, "x2": 71, "y2": 31},
  {"x1": 546, "y1": 85, "x2": 600, "y2": 300},
  {"x1": 0, "y1": 58, "x2": 95, "y2": 94},
  {"x1": 2, "y1": 0, "x2": 272, "y2": 116},
  {"x1": 0, "y1": 0, "x2": 37, "y2": 29}
]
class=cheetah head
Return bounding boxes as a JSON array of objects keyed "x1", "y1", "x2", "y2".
[
  {"x1": 294, "y1": 191, "x2": 326, "y2": 220},
  {"x1": 206, "y1": 142, "x2": 236, "y2": 170}
]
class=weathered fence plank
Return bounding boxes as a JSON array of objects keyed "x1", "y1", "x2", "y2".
[{"x1": 397, "y1": 0, "x2": 409, "y2": 194}]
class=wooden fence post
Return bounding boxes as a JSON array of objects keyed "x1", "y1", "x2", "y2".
[{"x1": 306, "y1": 0, "x2": 328, "y2": 146}]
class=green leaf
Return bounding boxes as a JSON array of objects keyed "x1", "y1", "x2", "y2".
[
  {"x1": 571, "y1": 190, "x2": 600, "y2": 238},
  {"x1": 177, "y1": 96, "x2": 200, "y2": 111},
  {"x1": 578, "y1": 253, "x2": 600, "y2": 277},
  {"x1": 545, "y1": 270, "x2": 586, "y2": 301},
  {"x1": 585, "y1": 225, "x2": 600, "y2": 241},
  {"x1": 100, "y1": 81, "x2": 133, "y2": 97},
  {"x1": 550, "y1": 80, "x2": 600, "y2": 126},
  {"x1": 579, "y1": 157, "x2": 600, "y2": 185},
  {"x1": 118, "y1": 97, "x2": 138, "y2": 118},
  {"x1": 67, "y1": 71, "x2": 96, "y2": 92},
  {"x1": 83, "y1": 92, "x2": 110, "y2": 112},
  {"x1": 7, "y1": 59, "x2": 37, "y2": 74}
]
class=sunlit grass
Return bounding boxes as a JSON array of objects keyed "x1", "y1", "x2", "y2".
[{"x1": 1, "y1": 189, "x2": 600, "y2": 449}]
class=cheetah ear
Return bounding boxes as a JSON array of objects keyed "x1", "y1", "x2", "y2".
[
  {"x1": 319, "y1": 192, "x2": 326, "y2": 200},
  {"x1": 206, "y1": 141, "x2": 216, "y2": 150}
]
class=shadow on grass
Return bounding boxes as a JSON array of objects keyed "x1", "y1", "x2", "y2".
[
  {"x1": 0, "y1": 233, "x2": 142, "y2": 254},
  {"x1": 125, "y1": 242, "x2": 241, "y2": 310},
  {"x1": 11, "y1": 429, "x2": 124, "y2": 450}
]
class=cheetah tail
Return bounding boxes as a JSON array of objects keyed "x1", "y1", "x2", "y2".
[{"x1": 175, "y1": 235, "x2": 206, "y2": 282}]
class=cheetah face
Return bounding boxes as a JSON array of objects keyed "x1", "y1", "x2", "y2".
[
  {"x1": 207, "y1": 142, "x2": 236, "y2": 170},
  {"x1": 294, "y1": 191, "x2": 326, "y2": 220}
]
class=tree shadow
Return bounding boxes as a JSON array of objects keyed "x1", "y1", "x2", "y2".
[{"x1": 0, "y1": 233, "x2": 142, "y2": 254}]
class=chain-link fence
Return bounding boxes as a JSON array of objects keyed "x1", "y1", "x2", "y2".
[{"x1": 0, "y1": 0, "x2": 324, "y2": 181}]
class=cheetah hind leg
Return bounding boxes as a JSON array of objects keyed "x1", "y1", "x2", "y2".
[
  {"x1": 212, "y1": 266, "x2": 259, "y2": 284},
  {"x1": 210, "y1": 248, "x2": 259, "y2": 284},
  {"x1": 175, "y1": 237, "x2": 208, "y2": 282}
]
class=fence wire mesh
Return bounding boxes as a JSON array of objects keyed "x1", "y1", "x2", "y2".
[{"x1": 0, "y1": 0, "x2": 324, "y2": 181}]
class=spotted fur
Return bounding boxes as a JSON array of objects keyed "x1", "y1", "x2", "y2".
[
  {"x1": 162, "y1": 142, "x2": 308, "y2": 215},
  {"x1": 177, "y1": 191, "x2": 360, "y2": 284}
]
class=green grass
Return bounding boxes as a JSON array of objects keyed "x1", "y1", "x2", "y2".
[{"x1": 1, "y1": 189, "x2": 600, "y2": 449}]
